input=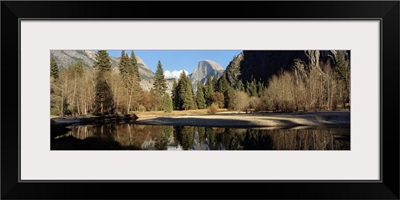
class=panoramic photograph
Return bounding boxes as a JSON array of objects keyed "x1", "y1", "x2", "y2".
[{"x1": 50, "y1": 50, "x2": 350, "y2": 150}]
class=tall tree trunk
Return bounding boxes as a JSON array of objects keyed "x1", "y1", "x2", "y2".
[{"x1": 127, "y1": 87, "x2": 133, "y2": 114}]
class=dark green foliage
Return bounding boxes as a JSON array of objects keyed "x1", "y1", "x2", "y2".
[
  {"x1": 225, "y1": 87, "x2": 235, "y2": 109},
  {"x1": 70, "y1": 60, "x2": 84, "y2": 77},
  {"x1": 182, "y1": 77, "x2": 195, "y2": 110},
  {"x1": 174, "y1": 71, "x2": 195, "y2": 110},
  {"x1": 204, "y1": 75, "x2": 214, "y2": 106},
  {"x1": 94, "y1": 50, "x2": 112, "y2": 72},
  {"x1": 130, "y1": 51, "x2": 140, "y2": 81},
  {"x1": 93, "y1": 50, "x2": 115, "y2": 116},
  {"x1": 212, "y1": 74, "x2": 218, "y2": 89},
  {"x1": 217, "y1": 75, "x2": 229, "y2": 94},
  {"x1": 246, "y1": 77, "x2": 258, "y2": 97},
  {"x1": 334, "y1": 50, "x2": 350, "y2": 105},
  {"x1": 236, "y1": 80, "x2": 244, "y2": 91},
  {"x1": 334, "y1": 51, "x2": 350, "y2": 86},
  {"x1": 224, "y1": 53, "x2": 244, "y2": 88},
  {"x1": 152, "y1": 60, "x2": 168, "y2": 95},
  {"x1": 50, "y1": 56, "x2": 59, "y2": 79},
  {"x1": 162, "y1": 93, "x2": 173, "y2": 112},
  {"x1": 174, "y1": 126, "x2": 195, "y2": 150},
  {"x1": 172, "y1": 80, "x2": 179, "y2": 110},
  {"x1": 118, "y1": 50, "x2": 132, "y2": 75},
  {"x1": 196, "y1": 81, "x2": 206, "y2": 109},
  {"x1": 257, "y1": 80, "x2": 265, "y2": 96},
  {"x1": 93, "y1": 75, "x2": 115, "y2": 115}
]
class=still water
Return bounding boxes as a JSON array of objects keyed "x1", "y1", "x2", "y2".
[{"x1": 52, "y1": 124, "x2": 350, "y2": 150}]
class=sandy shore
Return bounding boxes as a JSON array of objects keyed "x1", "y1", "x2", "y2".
[{"x1": 134, "y1": 111, "x2": 350, "y2": 128}]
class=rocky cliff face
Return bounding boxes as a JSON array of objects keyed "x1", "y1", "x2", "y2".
[
  {"x1": 224, "y1": 50, "x2": 349, "y2": 86},
  {"x1": 190, "y1": 60, "x2": 224, "y2": 83},
  {"x1": 51, "y1": 50, "x2": 156, "y2": 91},
  {"x1": 50, "y1": 50, "x2": 155, "y2": 79}
]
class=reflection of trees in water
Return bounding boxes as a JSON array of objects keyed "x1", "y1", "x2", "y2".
[
  {"x1": 70, "y1": 124, "x2": 171, "y2": 150},
  {"x1": 68, "y1": 124, "x2": 349, "y2": 150},
  {"x1": 174, "y1": 126, "x2": 195, "y2": 150},
  {"x1": 154, "y1": 126, "x2": 174, "y2": 150},
  {"x1": 173, "y1": 127, "x2": 349, "y2": 150},
  {"x1": 266, "y1": 129, "x2": 350, "y2": 150},
  {"x1": 241, "y1": 129, "x2": 349, "y2": 150}
]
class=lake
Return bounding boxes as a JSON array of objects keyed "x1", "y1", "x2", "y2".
[{"x1": 51, "y1": 123, "x2": 350, "y2": 150}]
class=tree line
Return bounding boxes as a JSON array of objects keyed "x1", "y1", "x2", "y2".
[
  {"x1": 171, "y1": 51, "x2": 350, "y2": 113},
  {"x1": 51, "y1": 50, "x2": 172, "y2": 117},
  {"x1": 51, "y1": 50, "x2": 350, "y2": 117}
]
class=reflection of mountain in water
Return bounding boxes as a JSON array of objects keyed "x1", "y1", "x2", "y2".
[{"x1": 52, "y1": 124, "x2": 350, "y2": 150}]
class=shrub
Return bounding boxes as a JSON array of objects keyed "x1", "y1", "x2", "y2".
[
  {"x1": 138, "y1": 105, "x2": 146, "y2": 112},
  {"x1": 207, "y1": 103, "x2": 219, "y2": 114},
  {"x1": 232, "y1": 91, "x2": 249, "y2": 112},
  {"x1": 249, "y1": 96, "x2": 262, "y2": 111}
]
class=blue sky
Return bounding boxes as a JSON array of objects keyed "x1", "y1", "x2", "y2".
[{"x1": 107, "y1": 50, "x2": 242, "y2": 74}]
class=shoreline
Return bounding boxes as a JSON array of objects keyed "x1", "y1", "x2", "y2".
[
  {"x1": 133, "y1": 111, "x2": 350, "y2": 128},
  {"x1": 51, "y1": 111, "x2": 350, "y2": 129}
]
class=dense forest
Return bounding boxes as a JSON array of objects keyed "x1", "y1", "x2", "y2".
[{"x1": 50, "y1": 50, "x2": 350, "y2": 117}]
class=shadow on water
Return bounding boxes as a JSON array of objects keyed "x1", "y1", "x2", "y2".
[{"x1": 51, "y1": 124, "x2": 350, "y2": 150}]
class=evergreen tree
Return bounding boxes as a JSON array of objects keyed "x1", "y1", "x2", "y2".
[
  {"x1": 94, "y1": 75, "x2": 115, "y2": 115},
  {"x1": 72, "y1": 60, "x2": 84, "y2": 77},
  {"x1": 334, "y1": 51, "x2": 349, "y2": 83},
  {"x1": 172, "y1": 79, "x2": 179, "y2": 110},
  {"x1": 334, "y1": 50, "x2": 350, "y2": 105},
  {"x1": 183, "y1": 79, "x2": 195, "y2": 110},
  {"x1": 94, "y1": 50, "x2": 112, "y2": 72},
  {"x1": 162, "y1": 93, "x2": 173, "y2": 112},
  {"x1": 152, "y1": 60, "x2": 168, "y2": 95},
  {"x1": 246, "y1": 77, "x2": 258, "y2": 97},
  {"x1": 217, "y1": 75, "x2": 229, "y2": 94},
  {"x1": 118, "y1": 50, "x2": 130, "y2": 75},
  {"x1": 204, "y1": 75, "x2": 214, "y2": 106},
  {"x1": 175, "y1": 71, "x2": 195, "y2": 110},
  {"x1": 130, "y1": 50, "x2": 141, "y2": 81},
  {"x1": 237, "y1": 80, "x2": 245, "y2": 91},
  {"x1": 225, "y1": 87, "x2": 235, "y2": 109},
  {"x1": 212, "y1": 74, "x2": 219, "y2": 89},
  {"x1": 93, "y1": 50, "x2": 115, "y2": 116},
  {"x1": 257, "y1": 80, "x2": 265, "y2": 97},
  {"x1": 50, "y1": 56, "x2": 59, "y2": 79},
  {"x1": 196, "y1": 81, "x2": 206, "y2": 109},
  {"x1": 117, "y1": 50, "x2": 140, "y2": 113}
]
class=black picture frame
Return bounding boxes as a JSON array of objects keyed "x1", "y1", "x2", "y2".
[{"x1": 2, "y1": 1, "x2": 399, "y2": 199}]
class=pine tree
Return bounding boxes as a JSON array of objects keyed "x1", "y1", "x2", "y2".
[
  {"x1": 118, "y1": 50, "x2": 130, "y2": 75},
  {"x1": 94, "y1": 50, "x2": 112, "y2": 72},
  {"x1": 50, "y1": 56, "x2": 59, "y2": 79},
  {"x1": 93, "y1": 50, "x2": 115, "y2": 116},
  {"x1": 73, "y1": 60, "x2": 84, "y2": 77},
  {"x1": 225, "y1": 87, "x2": 235, "y2": 109},
  {"x1": 246, "y1": 77, "x2": 258, "y2": 97},
  {"x1": 237, "y1": 80, "x2": 244, "y2": 91},
  {"x1": 196, "y1": 81, "x2": 206, "y2": 109},
  {"x1": 183, "y1": 79, "x2": 195, "y2": 110},
  {"x1": 212, "y1": 74, "x2": 218, "y2": 89},
  {"x1": 217, "y1": 75, "x2": 228, "y2": 94},
  {"x1": 162, "y1": 93, "x2": 173, "y2": 112},
  {"x1": 172, "y1": 79, "x2": 179, "y2": 110},
  {"x1": 204, "y1": 75, "x2": 214, "y2": 106},
  {"x1": 94, "y1": 74, "x2": 115, "y2": 116},
  {"x1": 334, "y1": 50, "x2": 350, "y2": 106},
  {"x1": 152, "y1": 60, "x2": 168, "y2": 95},
  {"x1": 175, "y1": 71, "x2": 195, "y2": 110},
  {"x1": 257, "y1": 80, "x2": 265, "y2": 97},
  {"x1": 130, "y1": 50, "x2": 140, "y2": 81}
]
